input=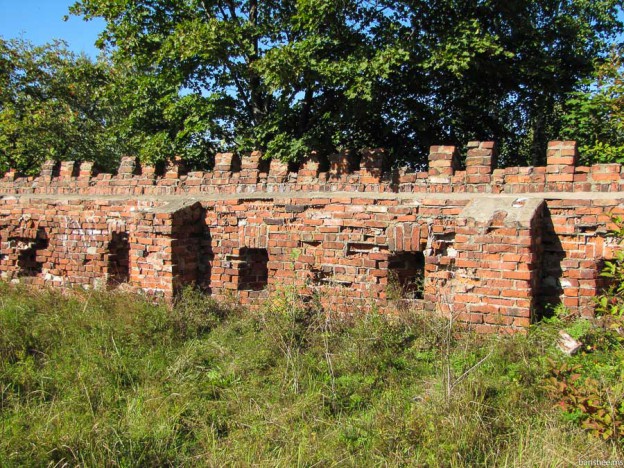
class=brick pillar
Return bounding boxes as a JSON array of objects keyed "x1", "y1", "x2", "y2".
[
  {"x1": 240, "y1": 151, "x2": 263, "y2": 183},
  {"x1": 328, "y1": 150, "x2": 352, "y2": 178},
  {"x1": 299, "y1": 152, "x2": 321, "y2": 182},
  {"x1": 118, "y1": 156, "x2": 139, "y2": 178},
  {"x1": 60, "y1": 161, "x2": 78, "y2": 179},
  {"x1": 3, "y1": 168, "x2": 17, "y2": 181},
  {"x1": 268, "y1": 159, "x2": 289, "y2": 183},
  {"x1": 213, "y1": 152, "x2": 238, "y2": 183},
  {"x1": 165, "y1": 156, "x2": 186, "y2": 179},
  {"x1": 141, "y1": 165, "x2": 157, "y2": 184},
  {"x1": 40, "y1": 160, "x2": 58, "y2": 182},
  {"x1": 428, "y1": 146, "x2": 459, "y2": 183},
  {"x1": 360, "y1": 148, "x2": 386, "y2": 183},
  {"x1": 546, "y1": 141, "x2": 577, "y2": 184},
  {"x1": 466, "y1": 141, "x2": 496, "y2": 185},
  {"x1": 79, "y1": 162, "x2": 94, "y2": 178},
  {"x1": 77, "y1": 162, "x2": 95, "y2": 187}
]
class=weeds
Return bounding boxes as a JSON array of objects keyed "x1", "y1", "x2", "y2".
[{"x1": 0, "y1": 283, "x2": 621, "y2": 465}]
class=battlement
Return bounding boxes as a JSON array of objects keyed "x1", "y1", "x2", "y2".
[
  {"x1": 0, "y1": 140, "x2": 622, "y2": 333},
  {"x1": 2, "y1": 141, "x2": 623, "y2": 198}
]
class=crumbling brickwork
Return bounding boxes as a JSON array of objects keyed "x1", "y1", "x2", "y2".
[{"x1": 0, "y1": 141, "x2": 621, "y2": 332}]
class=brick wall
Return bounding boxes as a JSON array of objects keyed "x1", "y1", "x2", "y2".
[{"x1": 0, "y1": 140, "x2": 622, "y2": 332}]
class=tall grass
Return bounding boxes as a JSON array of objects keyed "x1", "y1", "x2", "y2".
[{"x1": 0, "y1": 283, "x2": 620, "y2": 466}]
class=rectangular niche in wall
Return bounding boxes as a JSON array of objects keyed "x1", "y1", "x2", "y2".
[
  {"x1": 238, "y1": 248, "x2": 269, "y2": 291},
  {"x1": 387, "y1": 251, "x2": 425, "y2": 300},
  {"x1": 16, "y1": 229, "x2": 49, "y2": 277},
  {"x1": 107, "y1": 232, "x2": 130, "y2": 286}
]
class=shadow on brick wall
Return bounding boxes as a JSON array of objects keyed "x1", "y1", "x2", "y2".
[{"x1": 536, "y1": 206, "x2": 564, "y2": 319}]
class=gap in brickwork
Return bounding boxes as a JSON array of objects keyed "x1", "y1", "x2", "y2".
[
  {"x1": 231, "y1": 153, "x2": 242, "y2": 172},
  {"x1": 287, "y1": 160, "x2": 300, "y2": 174},
  {"x1": 536, "y1": 207, "x2": 565, "y2": 319},
  {"x1": 301, "y1": 240, "x2": 321, "y2": 248},
  {"x1": 350, "y1": 152, "x2": 362, "y2": 172},
  {"x1": 317, "y1": 154, "x2": 330, "y2": 173},
  {"x1": 238, "y1": 248, "x2": 269, "y2": 291},
  {"x1": 388, "y1": 251, "x2": 425, "y2": 300},
  {"x1": 15, "y1": 229, "x2": 48, "y2": 277},
  {"x1": 433, "y1": 232, "x2": 456, "y2": 256},
  {"x1": 309, "y1": 265, "x2": 352, "y2": 287},
  {"x1": 51, "y1": 161, "x2": 61, "y2": 178},
  {"x1": 258, "y1": 158, "x2": 270, "y2": 174},
  {"x1": 132, "y1": 160, "x2": 143, "y2": 176},
  {"x1": 153, "y1": 160, "x2": 167, "y2": 177},
  {"x1": 198, "y1": 231, "x2": 214, "y2": 292},
  {"x1": 346, "y1": 242, "x2": 383, "y2": 255},
  {"x1": 107, "y1": 232, "x2": 130, "y2": 287}
]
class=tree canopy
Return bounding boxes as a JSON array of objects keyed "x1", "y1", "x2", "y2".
[
  {"x1": 1, "y1": 0, "x2": 623, "y2": 173},
  {"x1": 562, "y1": 47, "x2": 624, "y2": 164},
  {"x1": 0, "y1": 38, "x2": 125, "y2": 174}
]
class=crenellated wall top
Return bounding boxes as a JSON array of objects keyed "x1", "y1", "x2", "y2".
[{"x1": 2, "y1": 141, "x2": 622, "y2": 197}]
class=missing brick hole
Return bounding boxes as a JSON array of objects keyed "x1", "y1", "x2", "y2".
[
  {"x1": 575, "y1": 224, "x2": 597, "y2": 235},
  {"x1": 15, "y1": 229, "x2": 49, "y2": 277},
  {"x1": 301, "y1": 240, "x2": 321, "y2": 247},
  {"x1": 238, "y1": 248, "x2": 269, "y2": 291},
  {"x1": 512, "y1": 197, "x2": 527, "y2": 208},
  {"x1": 309, "y1": 266, "x2": 352, "y2": 287},
  {"x1": 108, "y1": 232, "x2": 130, "y2": 287},
  {"x1": 433, "y1": 232, "x2": 455, "y2": 255},
  {"x1": 436, "y1": 232, "x2": 456, "y2": 242},
  {"x1": 387, "y1": 251, "x2": 425, "y2": 300},
  {"x1": 347, "y1": 242, "x2": 384, "y2": 255}
]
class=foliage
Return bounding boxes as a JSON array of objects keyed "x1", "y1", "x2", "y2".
[
  {"x1": 69, "y1": 0, "x2": 624, "y2": 167},
  {"x1": 562, "y1": 49, "x2": 624, "y2": 165},
  {"x1": 545, "y1": 359, "x2": 624, "y2": 440},
  {"x1": 0, "y1": 38, "x2": 125, "y2": 174},
  {"x1": 545, "y1": 216, "x2": 624, "y2": 443},
  {"x1": 0, "y1": 284, "x2": 620, "y2": 465}
]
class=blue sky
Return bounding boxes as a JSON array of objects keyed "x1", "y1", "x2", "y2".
[{"x1": 0, "y1": 0, "x2": 104, "y2": 58}]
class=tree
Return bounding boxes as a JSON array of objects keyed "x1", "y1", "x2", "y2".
[
  {"x1": 0, "y1": 38, "x2": 124, "y2": 174},
  {"x1": 561, "y1": 48, "x2": 624, "y2": 165},
  {"x1": 69, "y1": 0, "x2": 409, "y2": 167},
  {"x1": 68, "y1": 0, "x2": 624, "y2": 168}
]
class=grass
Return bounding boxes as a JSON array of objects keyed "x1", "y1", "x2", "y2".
[{"x1": 0, "y1": 283, "x2": 621, "y2": 466}]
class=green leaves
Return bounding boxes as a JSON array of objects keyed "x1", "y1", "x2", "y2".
[
  {"x1": 0, "y1": 38, "x2": 124, "y2": 174},
  {"x1": 562, "y1": 50, "x2": 624, "y2": 165},
  {"x1": 423, "y1": 19, "x2": 512, "y2": 78},
  {"x1": 7, "y1": 0, "x2": 620, "y2": 169}
]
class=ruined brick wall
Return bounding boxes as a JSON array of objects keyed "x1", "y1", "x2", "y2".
[{"x1": 0, "y1": 141, "x2": 621, "y2": 332}]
